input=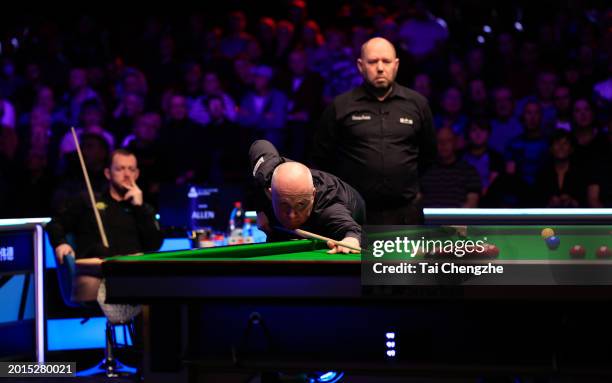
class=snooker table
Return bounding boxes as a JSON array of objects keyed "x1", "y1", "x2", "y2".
[{"x1": 102, "y1": 224, "x2": 612, "y2": 380}]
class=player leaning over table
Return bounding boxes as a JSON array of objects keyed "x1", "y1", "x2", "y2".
[{"x1": 249, "y1": 139, "x2": 365, "y2": 254}]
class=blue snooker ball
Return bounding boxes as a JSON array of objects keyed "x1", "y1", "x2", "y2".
[{"x1": 545, "y1": 235, "x2": 561, "y2": 250}]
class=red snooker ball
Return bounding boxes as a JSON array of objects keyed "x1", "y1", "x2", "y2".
[
  {"x1": 596, "y1": 246, "x2": 611, "y2": 259},
  {"x1": 569, "y1": 245, "x2": 586, "y2": 259},
  {"x1": 486, "y1": 244, "x2": 499, "y2": 257}
]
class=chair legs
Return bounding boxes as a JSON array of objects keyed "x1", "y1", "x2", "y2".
[{"x1": 76, "y1": 321, "x2": 138, "y2": 378}]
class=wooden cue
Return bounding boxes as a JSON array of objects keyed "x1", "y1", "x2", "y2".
[
  {"x1": 294, "y1": 228, "x2": 362, "y2": 252},
  {"x1": 71, "y1": 127, "x2": 109, "y2": 248}
]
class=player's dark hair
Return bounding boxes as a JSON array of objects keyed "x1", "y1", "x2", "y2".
[{"x1": 107, "y1": 148, "x2": 136, "y2": 168}]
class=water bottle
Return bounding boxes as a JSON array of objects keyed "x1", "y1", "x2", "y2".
[{"x1": 228, "y1": 201, "x2": 244, "y2": 235}]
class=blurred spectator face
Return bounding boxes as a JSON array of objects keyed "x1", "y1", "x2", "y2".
[
  {"x1": 523, "y1": 102, "x2": 542, "y2": 131},
  {"x1": 30, "y1": 108, "x2": 51, "y2": 131},
  {"x1": 468, "y1": 123, "x2": 490, "y2": 147},
  {"x1": 124, "y1": 72, "x2": 146, "y2": 95},
  {"x1": 124, "y1": 93, "x2": 144, "y2": 117},
  {"x1": 258, "y1": 17, "x2": 277, "y2": 41},
  {"x1": 553, "y1": 86, "x2": 571, "y2": 113},
  {"x1": 234, "y1": 58, "x2": 254, "y2": 84},
  {"x1": 536, "y1": 72, "x2": 557, "y2": 101},
  {"x1": 469, "y1": 79, "x2": 487, "y2": 104},
  {"x1": 289, "y1": 51, "x2": 307, "y2": 75},
  {"x1": 229, "y1": 12, "x2": 247, "y2": 34},
  {"x1": 81, "y1": 106, "x2": 104, "y2": 128},
  {"x1": 253, "y1": 71, "x2": 272, "y2": 93},
  {"x1": 185, "y1": 64, "x2": 202, "y2": 88},
  {"x1": 520, "y1": 42, "x2": 539, "y2": 67},
  {"x1": 352, "y1": 26, "x2": 371, "y2": 51},
  {"x1": 277, "y1": 20, "x2": 295, "y2": 44},
  {"x1": 493, "y1": 88, "x2": 514, "y2": 119},
  {"x1": 205, "y1": 28, "x2": 222, "y2": 50},
  {"x1": 203, "y1": 73, "x2": 222, "y2": 95},
  {"x1": 467, "y1": 48, "x2": 485, "y2": 76},
  {"x1": 69, "y1": 68, "x2": 88, "y2": 91},
  {"x1": 36, "y1": 87, "x2": 55, "y2": 110},
  {"x1": 564, "y1": 66, "x2": 580, "y2": 86},
  {"x1": 437, "y1": 127, "x2": 456, "y2": 161},
  {"x1": 573, "y1": 99, "x2": 593, "y2": 128},
  {"x1": 357, "y1": 38, "x2": 399, "y2": 90},
  {"x1": 449, "y1": 61, "x2": 467, "y2": 89},
  {"x1": 497, "y1": 33, "x2": 515, "y2": 58},
  {"x1": 413, "y1": 73, "x2": 432, "y2": 99},
  {"x1": 302, "y1": 20, "x2": 322, "y2": 46},
  {"x1": 379, "y1": 18, "x2": 398, "y2": 42},
  {"x1": 325, "y1": 30, "x2": 346, "y2": 50},
  {"x1": 169, "y1": 95, "x2": 188, "y2": 120},
  {"x1": 288, "y1": 0, "x2": 307, "y2": 24},
  {"x1": 442, "y1": 88, "x2": 463, "y2": 115},
  {"x1": 26, "y1": 63, "x2": 41, "y2": 83},
  {"x1": 551, "y1": 136, "x2": 573, "y2": 161},
  {"x1": 82, "y1": 135, "x2": 109, "y2": 170},
  {"x1": 160, "y1": 35, "x2": 175, "y2": 59},
  {"x1": 135, "y1": 113, "x2": 160, "y2": 142},
  {"x1": 207, "y1": 98, "x2": 226, "y2": 121},
  {"x1": 246, "y1": 39, "x2": 263, "y2": 61}
]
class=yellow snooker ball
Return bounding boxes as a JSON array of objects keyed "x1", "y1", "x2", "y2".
[{"x1": 541, "y1": 228, "x2": 555, "y2": 239}]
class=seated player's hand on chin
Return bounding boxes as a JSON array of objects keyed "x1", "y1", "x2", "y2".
[
  {"x1": 327, "y1": 236, "x2": 360, "y2": 254},
  {"x1": 123, "y1": 180, "x2": 143, "y2": 206}
]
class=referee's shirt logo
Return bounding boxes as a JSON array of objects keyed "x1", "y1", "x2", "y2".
[
  {"x1": 400, "y1": 117, "x2": 413, "y2": 124},
  {"x1": 351, "y1": 114, "x2": 372, "y2": 121}
]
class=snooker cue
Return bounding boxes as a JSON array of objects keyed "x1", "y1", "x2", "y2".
[
  {"x1": 71, "y1": 127, "x2": 109, "y2": 248},
  {"x1": 294, "y1": 228, "x2": 362, "y2": 252}
]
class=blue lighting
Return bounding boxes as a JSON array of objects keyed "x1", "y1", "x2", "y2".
[
  {"x1": 386, "y1": 341, "x2": 396, "y2": 348},
  {"x1": 386, "y1": 350, "x2": 396, "y2": 357},
  {"x1": 385, "y1": 332, "x2": 395, "y2": 339},
  {"x1": 313, "y1": 371, "x2": 345, "y2": 383},
  {"x1": 158, "y1": 238, "x2": 191, "y2": 252},
  {"x1": 47, "y1": 318, "x2": 132, "y2": 351}
]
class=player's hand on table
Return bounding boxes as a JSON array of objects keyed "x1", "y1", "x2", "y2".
[
  {"x1": 123, "y1": 180, "x2": 143, "y2": 206},
  {"x1": 327, "y1": 236, "x2": 360, "y2": 254},
  {"x1": 55, "y1": 243, "x2": 75, "y2": 264}
]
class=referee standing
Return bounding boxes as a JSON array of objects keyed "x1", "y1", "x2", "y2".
[{"x1": 313, "y1": 37, "x2": 437, "y2": 224}]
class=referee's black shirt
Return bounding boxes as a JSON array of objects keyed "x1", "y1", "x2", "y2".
[{"x1": 313, "y1": 83, "x2": 437, "y2": 209}]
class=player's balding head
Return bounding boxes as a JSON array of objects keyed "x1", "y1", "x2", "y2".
[
  {"x1": 270, "y1": 162, "x2": 316, "y2": 230},
  {"x1": 271, "y1": 162, "x2": 314, "y2": 196},
  {"x1": 360, "y1": 37, "x2": 397, "y2": 60}
]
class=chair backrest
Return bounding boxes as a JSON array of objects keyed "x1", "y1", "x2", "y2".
[{"x1": 56, "y1": 254, "x2": 81, "y2": 308}]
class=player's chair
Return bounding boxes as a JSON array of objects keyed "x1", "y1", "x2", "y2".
[{"x1": 56, "y1": 253, "x2": 138, "y2": 378}]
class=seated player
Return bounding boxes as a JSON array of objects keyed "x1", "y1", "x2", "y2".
[
  {"x1": 249, "y1": 140, "x2": 365, "y2": 253},
  {"x1": 46, "y1": 149, "x2": 163, "y2": 301}
]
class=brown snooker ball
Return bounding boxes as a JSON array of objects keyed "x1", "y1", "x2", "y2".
[
  {"x1": 569, "y1": 245, "x2": 586, "y2": 259},
  {"x1": 596, "y1": 246, "x2": 611, "y2": 259},
  {"x1": 486, "y1": 244, "x2": 499, "y2": 258}
]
